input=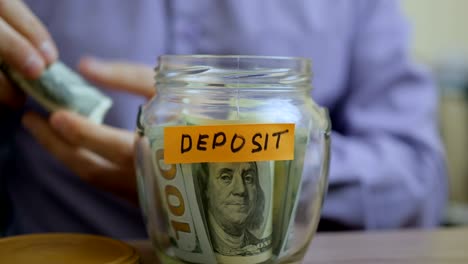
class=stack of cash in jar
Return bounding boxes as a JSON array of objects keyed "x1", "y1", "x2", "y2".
[{"x1": 146, "y1": 99, "x2": 310, "y2": 264}]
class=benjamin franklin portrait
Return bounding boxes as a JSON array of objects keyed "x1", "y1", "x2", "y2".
[{"x1": 196, "y1": 162, "x2": 265, "y2": 256}]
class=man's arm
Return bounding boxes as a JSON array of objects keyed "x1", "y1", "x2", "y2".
[{"x1": 321, "y1": 0, "x2": 447, "y2": 229}]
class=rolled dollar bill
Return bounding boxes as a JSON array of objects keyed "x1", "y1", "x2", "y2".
[
  {"x1": 0, "y1": 60, "x2": 112, "y2": 124},
  {"x1": 272, "y1": 134, "x2": 307, "y2": 257},
  {"x1": 147, "y1": 126, "x2": 217, "y2": 264}
]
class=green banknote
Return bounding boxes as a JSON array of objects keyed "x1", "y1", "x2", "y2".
[
  {"x1": 0, "y1": 60, "x2": 112, "y2": 123},
  {"x1": 272, "y1": 132, "x2": 307, "y2": 257},
  {"x1": 147, "y1": 126, "x2": 217, "y2": 264},
  {"x1": 184, "y1": 115, "x2": 275, "y2": 263},
  {"x1": 191, "y1": 160, "x2": 274, "y2": 264}
]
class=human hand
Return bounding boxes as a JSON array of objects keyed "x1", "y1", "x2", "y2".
[
  {"x1": 0, "y1": 0, "x2": 58, "y2": 109},
  {"x1": 22, "y1": 57, "x2": 155, "y2": 204}
]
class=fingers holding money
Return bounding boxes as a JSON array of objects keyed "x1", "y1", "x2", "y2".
[
  {"x1": 0, "y1": 0, "x2": 58, "y2": 77},
  {"x1": 0, "y1": 18, "x2": 43, "y2": 78},
  {"x1": 78, "y1": 57, "x2": 155, "y2": 99},
  {"x1": 0, "y1": 0, "x2": 59, "y2": 113},
  {"x1": 22, "y1": 111, "x2": 138, "y2": 204}
]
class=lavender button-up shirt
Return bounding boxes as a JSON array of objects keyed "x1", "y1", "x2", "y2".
[{"x1": 3, "y1": 0, "x2": 446, "y2": 238}]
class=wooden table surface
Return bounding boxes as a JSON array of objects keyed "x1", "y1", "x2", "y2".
[{"x1": 128, "y1": 227, "x2": 468, "y2": 264}]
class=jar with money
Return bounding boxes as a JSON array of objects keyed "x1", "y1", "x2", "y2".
[{"x1": 135, "y1": 55, "x2": 330, "y2": 264}]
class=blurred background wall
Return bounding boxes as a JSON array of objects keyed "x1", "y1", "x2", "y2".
[
  {"x1": 403, "y1": 0, "x2": 468, "y2": 225},
  {"x1": 404, "y1": 0, "x2": 468, "y2": 63}
]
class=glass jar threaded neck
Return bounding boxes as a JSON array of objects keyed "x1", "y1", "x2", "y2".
[{"x1": 155, "y1": 55, "x2": 312, "y2": 91}]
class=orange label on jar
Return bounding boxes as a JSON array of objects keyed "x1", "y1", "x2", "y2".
[{"x1": 164, "y1": 123, "x2": 295, "y2": 164}]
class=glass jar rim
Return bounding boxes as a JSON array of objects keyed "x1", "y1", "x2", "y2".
[
  {"x1": 159, "y1": 54, "x2": 311, "y2": 64},
  {"x1": 156, "y1": 54, "x2": 312, "y2": 90}
]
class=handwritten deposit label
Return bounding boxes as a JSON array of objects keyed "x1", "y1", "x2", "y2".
[{"x1": 164, "y1": 123, "x2": 295, "y2": 163}]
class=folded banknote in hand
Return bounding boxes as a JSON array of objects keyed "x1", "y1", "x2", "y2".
[{"x1": 0, "y1": 60, "x2": 112, "y2": 124}]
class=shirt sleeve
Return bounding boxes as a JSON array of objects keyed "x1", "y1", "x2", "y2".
[{"x1": 320, "y1": 0, "x2": 448, "y2": 229}]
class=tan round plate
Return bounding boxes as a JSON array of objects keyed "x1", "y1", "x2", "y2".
[{"x1": 0, "y1": 233, "x2": 140, "y2": 264}]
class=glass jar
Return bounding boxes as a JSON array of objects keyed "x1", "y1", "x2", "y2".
[{"x1": 134, "y1": 55, "x2": 330, "y2": 264}]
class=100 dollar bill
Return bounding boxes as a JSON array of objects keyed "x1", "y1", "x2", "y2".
[
  {"x1": 184, "y1": 115, "x2": 274, "y2": 263},
  {"x1": 147, "y1": 126, "x2": 217, "y2": 264},
  {"x1": 0, "y1": 60, "x2": 112, "y2": 124},
  {"x1": 197, "y1": 160, "x2": 274, "y2": 264}
]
